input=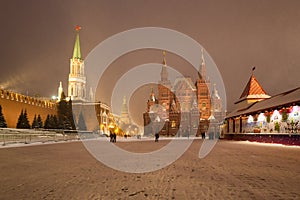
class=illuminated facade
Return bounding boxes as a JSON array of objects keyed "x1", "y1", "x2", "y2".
[
  {"x1": 111, "y1": 96, "x2": 140, "y2": 136},
  {"x1": 143, "y1": 51, "x2": 223, "y2": 137}
]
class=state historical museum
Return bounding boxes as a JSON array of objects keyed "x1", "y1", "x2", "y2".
[{"x1": 143, "y1": 50, "x2": 223, "y2": 137}]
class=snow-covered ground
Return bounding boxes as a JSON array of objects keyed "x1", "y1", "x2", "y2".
[{"x1": 0, "y1": 128, "x2": 204, "y2": 148}]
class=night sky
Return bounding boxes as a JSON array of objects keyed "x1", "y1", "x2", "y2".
[{"x1": 1, "y1": 0, "x2": 300, "y2": 116}]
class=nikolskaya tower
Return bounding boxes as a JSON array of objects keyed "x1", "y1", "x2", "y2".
[{"x1": 68, "y1": 25, "x2": 87, "y2": 101}]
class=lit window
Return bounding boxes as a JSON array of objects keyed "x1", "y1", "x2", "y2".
[{"x1": 171, "y1": 121, "x2": 176, "y2": 128}]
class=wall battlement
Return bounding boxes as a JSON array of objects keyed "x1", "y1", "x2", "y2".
[
  {"x1": 0, "y1": 89, "x2": 57, "y2": 128},
  {"x1": 0, "y1": 89, "x2": 56, "y2": 110}
]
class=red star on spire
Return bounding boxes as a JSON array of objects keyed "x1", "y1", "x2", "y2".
[{"x1": 75, "y1": 25, "x2": 81, "y2": 32}]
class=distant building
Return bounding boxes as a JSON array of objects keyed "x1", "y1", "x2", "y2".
[
  {"x1": 120, "y1": 96, "x2": 131, "y2": 125},
  {"x1": 143, "y1": 50, "x2": 224, "y2": 137},
  {"x1": 110, "y1": 96, "x2": 140, "y2": 136}
]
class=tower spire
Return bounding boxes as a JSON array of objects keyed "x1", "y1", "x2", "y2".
[
  {"x1": 58, "y1": 81, "x2": 63, "y2": 101},
  {"x1": 198, "y1": 48, "x2": 206, "y2": 80},
  {"x1": 150, "y1": 87, "x2": 156, "y2": 102},
  {"x1": 162, "y1": 50, "x2": 167, "y2": 66},
  {"x1": 121, "y1": 96, "x2": 129, "y2": 115},
  {"x1": 121, "y1": 96, "x2": 130, "y2": 124},
  {"x1": 72, "y1": 25, "x2": 82, "y2": 60},
  {"x1": 68, "y1": 25, "x2": 86, "y2": 101},
  {"x1": 201, "y1": 48, "x2": 205, "y2": 66},
  {"x1": 161, "y1": 50, "x2": 168, "y2": 81}
]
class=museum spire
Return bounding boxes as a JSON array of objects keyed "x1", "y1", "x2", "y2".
[
  {"x1": 161, "y1": 50, "x2": 168, "y2": 81},
  {"x1": 198, "y1": 48, "x2": 206, "y2": 80}
]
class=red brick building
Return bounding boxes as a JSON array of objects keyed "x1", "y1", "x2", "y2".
[{"x1": 143, "y1": 50, "x2": 223, "y2": 137}]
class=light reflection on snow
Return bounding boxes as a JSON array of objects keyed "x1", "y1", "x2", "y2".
[{"x1": 234, "y1": 140, "x2": 300, "y2": 148}]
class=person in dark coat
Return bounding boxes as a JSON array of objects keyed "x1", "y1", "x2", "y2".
[
  {"x1": 201, "y1": 132, "x2": 205, "y2": 139},
  {"x1": 110, "y1": 130, "x2": 113, "y2": 142},
  {"x1": 113, "y1": 133, "x2": 117, "y2": 143},
  {"x1": 155, "y1": 133, "x2": 159, "y2": 142}
]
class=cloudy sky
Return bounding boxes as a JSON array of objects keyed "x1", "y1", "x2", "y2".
[{"x1": 1, "y1": 0, "x2": 300, "y2": 118}]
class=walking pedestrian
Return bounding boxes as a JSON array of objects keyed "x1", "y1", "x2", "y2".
[{"x1": 155, "y1": 133, "x2": 159, "y2": 142}]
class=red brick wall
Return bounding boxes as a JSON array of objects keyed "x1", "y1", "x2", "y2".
[{"x1": 0, "y1": 97, "x2": 57, "y2": 128}]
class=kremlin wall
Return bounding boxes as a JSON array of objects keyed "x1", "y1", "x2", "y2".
[{"x1": 0, "y1": 89, "x2": 56, "y2": 128}]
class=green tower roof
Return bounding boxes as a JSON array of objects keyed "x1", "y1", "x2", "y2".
[{"x1": 72, "y1": 26, "x2": 82, "y2": 59}]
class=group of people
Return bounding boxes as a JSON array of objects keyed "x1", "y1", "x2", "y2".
[
  {"x1": 110, "y1": 131, "x2": 117, "y2": 143},
  {"x1": 108, "y1": 131, "x2": 207, "y2": 142},
  {"x1": 107, "y1": 131, "x2": 210, "y2": 142}
]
